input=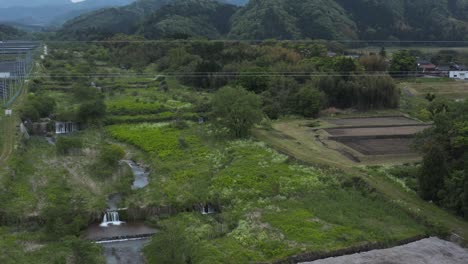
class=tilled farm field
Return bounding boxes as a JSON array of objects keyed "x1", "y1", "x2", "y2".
[
  {"x1": 324, "y1": 116, "x2": 430, "y2": 157},
  {"x1": 327, "y1": 116, "x2": 422, "y2": 127}
]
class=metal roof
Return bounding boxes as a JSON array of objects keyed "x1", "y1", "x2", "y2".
[
  {"x1": 0, "y1": 61, "x2": 18, "y2": 73},
  {"x1": 0, "y1": 41, "x2": 39, "y2": 54}
]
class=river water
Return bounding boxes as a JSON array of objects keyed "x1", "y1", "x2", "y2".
[
  {"x1": 85, "y1": 160, "x2": 154, "y2": 264},
  {"x1": 100, "y1": 238, "x2": 150, "y2": 264},
  {"x1": 122, "y1": 160, "x2": 149, "y2": 189}
]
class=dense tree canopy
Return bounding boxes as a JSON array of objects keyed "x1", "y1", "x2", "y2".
[
  {"x1": 417, "y1": 101, "x2": 468, "y2": 218},
  {"x1": 58, "y1": 0, "x2": 468, "y2": 41},
  {"x1": 212, "y1": 86, "x2": 263, "y2": 138},
  {"x1": 389, "y1": 50, "x2": 417, "y2": 77}
]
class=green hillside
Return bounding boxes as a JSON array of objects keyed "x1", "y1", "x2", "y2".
[
  {"x1": 58, "y1": 0, "x2": 171, "y2": 40},
  {"x1": 0, "y1": 24, "x2": 26, "y2": 40},
  {"x1": 139, "y1": 0, "x2": 238, "y2": 39},
  {"x1": 58, "y1": 0, "x2": 468, "y2": 40}
]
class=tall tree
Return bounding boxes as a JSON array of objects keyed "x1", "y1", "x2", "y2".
[
  {"x1": 295, "y1": 86, "x2": 325, "y2": 118},
  {"x1": 389, "y1": 50, "x2": 417, "y2": 77},
  {"x1": 418, "y1": 144, "x2": 448, "y2": 201},
  {"x1": 212, "y1": 86, "x2": 262, "y2": 138}
]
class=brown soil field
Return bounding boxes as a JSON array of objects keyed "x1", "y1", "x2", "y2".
[
  {"x1": 324, "y1": 116, "x2": 431, "y2": 156},
  {"x1": 326, "y1": 125, "x2": 430, "y2": 138},
  {"x1": 326, "y1": 116, "x2": 421, "y2": 127},
  {"x1": 339, "y1": 138, "x2": 416, "y2": 155}
]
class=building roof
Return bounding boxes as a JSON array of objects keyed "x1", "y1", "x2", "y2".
[
  {"x1": 0, "y1": 41, "x2": 38, "y2": 54},
  {"x1": 417, "y1": 58, "x2": 432, "y2": 65},
  {"x1": 436, "y1": 65, "x2": 451, "y2": 71},
  {"x1": 0, "y1": 61, "x2": 18, "y2": 73},
  {"x1": 419, "y1": 64, "x2": 436, "y2": 69},
  {"x1": 451, "y1": 63, "x2": 467, "y2": 71}
]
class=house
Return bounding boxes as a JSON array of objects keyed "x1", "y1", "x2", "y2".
[
  {"x1": 450, "y1": 63, "x2": 467, "y2": 71},
  {"x1": 417, "y1": 58, "x2": 436, "y2": 73},
  {"x1": 449, "y1": 71, "x2": 468, "y2": 80},
  {"x1": 436, "y1": 65, "x2": 451, "y2": 76}
]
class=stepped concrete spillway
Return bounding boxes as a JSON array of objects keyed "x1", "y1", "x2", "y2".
[{"x1": 100, "y1": 211, "x2": 124, "y2": 227}]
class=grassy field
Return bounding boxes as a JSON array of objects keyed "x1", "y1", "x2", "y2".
[
  {"x1": 254, "y1": 119, "x2": 468, "y2": 243},
  {"x1": 399, "y1": 79, "x2": 468, "y2": 100},
  {"x1": 108, "y1": 122, "x2": 429, "y2": 263},
  {"x1": 351, "y1": 46, "x2": 468, "y2": 56}
]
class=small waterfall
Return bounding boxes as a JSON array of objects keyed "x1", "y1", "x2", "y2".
[
  {"x1": 100, "y1": 211, "x2": 125, "y2": 227},
  {"x1": 201, "y1": 204, "x2": 215, "y2": 215}
]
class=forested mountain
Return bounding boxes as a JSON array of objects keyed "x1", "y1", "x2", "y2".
[
  {"x1": 0, "y1": 24, "x2": 26, "y2": 40},
  {"x1": 229, "y1": 0, "x2": 357, "y2": 40},
  {"x1": 58, "y1": 0, "x2": 468, "y2": 40},
  {"x1": 335, "y1": 0, "x2": 468, "y2": 40},
  {"x1": 58, "y1": 0, "x2": 172, "y2": 39},
  {"x1": 139, "y1": 0, "x2": 238, "y2": 39}
]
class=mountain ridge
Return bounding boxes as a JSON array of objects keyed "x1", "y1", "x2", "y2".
[{"x1": 58, "y1": 0, "x2": 468, "y2": 41}]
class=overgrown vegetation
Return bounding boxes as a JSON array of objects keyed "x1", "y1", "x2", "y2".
[
  {"x1": 1, "y1": 34, "x2": 467, "y2": 264},
  {"x1": 107, "y1": 123, "x2": 428, "y2": 263}
]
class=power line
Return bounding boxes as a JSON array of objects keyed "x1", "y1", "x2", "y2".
[{"x1": 38, "y1": 40, "x2": 468, "y2": 44}]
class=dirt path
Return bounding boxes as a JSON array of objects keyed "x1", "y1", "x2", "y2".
[
  {"x1": 253, "y1": 119, "x2": 468, "y2": 242},
  {"x1": 302, "y1": 237, "x2": 468, "y2": 264}
]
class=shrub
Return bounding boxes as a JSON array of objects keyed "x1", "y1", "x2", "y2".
[
  {"x1": 100, "y1": 144, "x2": 125, "y2": 168},
  {"x1": 56, "y1": 137, "x2": 83, "y2": 155},
  {"x1": 92, "y1": 144, "x2": 125, "y2": 178}
]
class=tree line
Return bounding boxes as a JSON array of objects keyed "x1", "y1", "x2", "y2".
[{"x1": 95, "y1": 39, "x2": 400, "y2": 121}]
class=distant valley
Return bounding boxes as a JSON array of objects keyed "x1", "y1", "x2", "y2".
[{"x1": 0, "y1": 0, "x2": 135, "y2": 28}]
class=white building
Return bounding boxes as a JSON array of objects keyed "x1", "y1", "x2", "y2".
[{"x1": 449, "y1": 71, "x2": 468, "y2": 80}]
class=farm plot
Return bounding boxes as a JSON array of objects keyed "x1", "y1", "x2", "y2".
[
  {"x1": 326, "y1": 125, "x2": 430, "y2": 138},
  {"x1": 327, "y1": 116, "x2": 422, "y2": 127},
  {"x1": 324, "y1": 117, "x2": 430, "y2": 157},
  {"x1": 338, "y1": 138, "x2": 416, "y2": 156},
  {"x1": 401, "y1": 79, "x2": 468, "y2": 100}
]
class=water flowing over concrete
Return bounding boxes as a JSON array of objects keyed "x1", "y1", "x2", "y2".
[
  {"x1": 100, "y1": 211, "x2": 124, "y2": 227},
  {"x1": 200, "y1": 204, "x2": 216, "y2": 215},
  {"x1": 86, "y1": 160, "x2": 154, "y2": 263},
  {"x1": 121, "y1": 160, "x2": 149, "y2": 189},
  {"x1": 301, "y1": 237, "x2": 468, "y2": 264}
]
